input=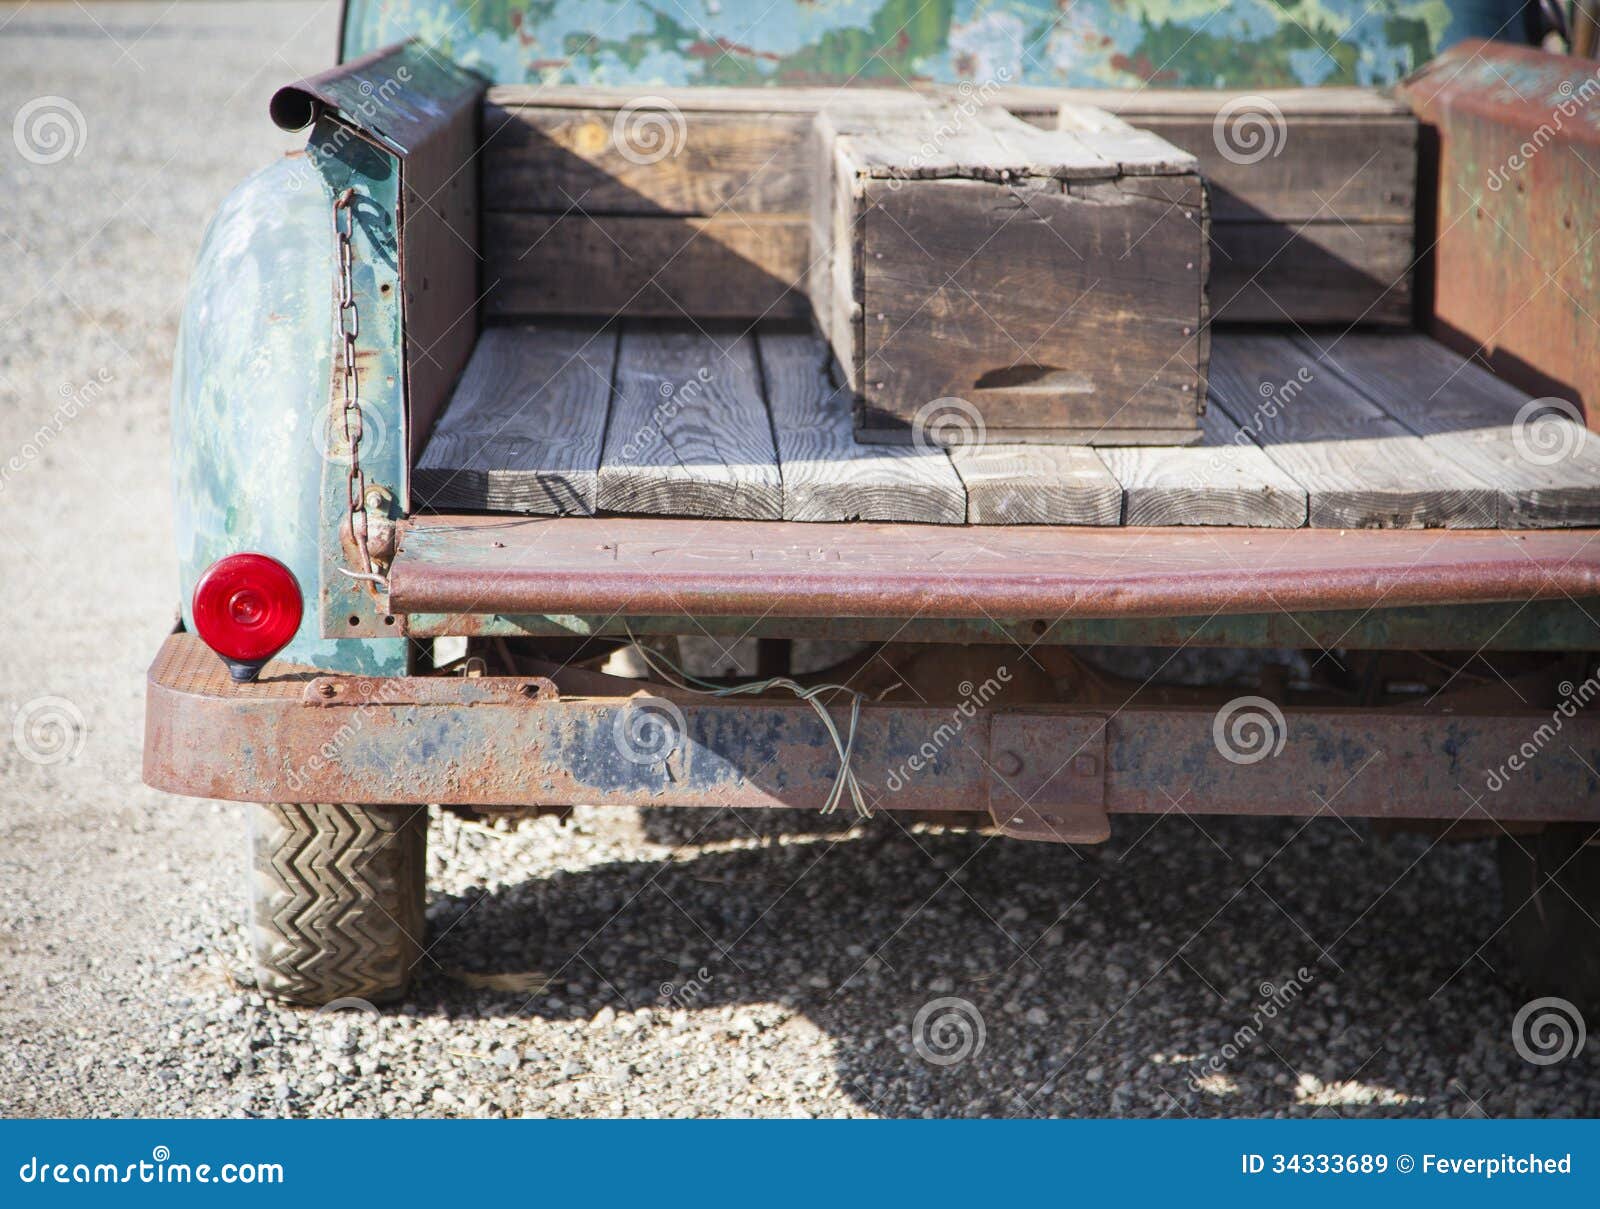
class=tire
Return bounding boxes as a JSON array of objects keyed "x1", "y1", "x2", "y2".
[
  {"x1": 249, "y1": 803, "x2": 427, "y2": 1006},
  {"x1": 1497, "y1": 824, "x2": 1600, "y2": 1011}
]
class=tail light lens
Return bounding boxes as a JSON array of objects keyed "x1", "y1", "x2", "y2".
[{"x1": 192, "y1": 553, "x2": 303, "y2": 678}]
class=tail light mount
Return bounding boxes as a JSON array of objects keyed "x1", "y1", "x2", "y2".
[{"x1": 191, "y1": 553, "x2": 304, "y2": 683}]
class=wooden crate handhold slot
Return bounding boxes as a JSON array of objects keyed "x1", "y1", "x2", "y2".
[{"x1": 808, "y1": 98, "x2": 1209, "y2": 447}]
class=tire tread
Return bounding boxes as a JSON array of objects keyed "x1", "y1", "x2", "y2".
[{"x1": 250, "y1": 803, "x2": 426, "y2": 1005}]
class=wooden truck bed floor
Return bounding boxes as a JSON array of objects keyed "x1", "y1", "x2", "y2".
[{"x1": 413, "y1": 322, "x2": 1600, "y2": 530}]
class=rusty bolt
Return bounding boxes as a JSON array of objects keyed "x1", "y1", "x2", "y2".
[
  {"x1": 315, "y1": 681, "x2": 337, "y2": 698},
  {"x1": 993, "y1": 749, "x2": 1024, "y2": 777}
]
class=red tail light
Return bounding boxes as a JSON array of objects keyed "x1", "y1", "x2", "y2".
[{"x1": 192, "y1": 553, "x2": 303, "y2": 681}]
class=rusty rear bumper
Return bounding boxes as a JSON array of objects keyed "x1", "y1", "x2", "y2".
[{"x1": 146, "y1": 635, "x2": 1600, "y2": 834}]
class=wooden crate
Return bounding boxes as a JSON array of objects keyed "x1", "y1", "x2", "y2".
[{"x1": 808, "y1": 98, "x2": 1207, "y2": 446}]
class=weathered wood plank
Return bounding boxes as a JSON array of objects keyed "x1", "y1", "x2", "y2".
[
  {"x1": 1100, "y1": 404, "x2": 1307, "y2": 527},
  {"x1": 1208, "y1": 334, "x2": 1498, "y2": 529},
  {"x1": 487, "y1": 85, "x2": 863, "y2": 114},
  {"x1": 992, "y1": 86, "x2": 1413, "y2": 121},
  {"x1": 807, "y1": 112, "x2": 865, "y2": 397},
  {"x1": 413, "y1": 325, "x2": 617, "y2": 514},
  {"x1": 485, "y1": 212, "x2": 809, "y2": 320},
  {"x1": 597, "y1": 323, "x2": 782, "y2": 519},
  {"x1": 1301, "y1": 333, "x2": 1600, "y2": 528},
  {"x1": 493, "y1": 84, "x2": 1412, "y2": 121},
  {"x1": 1208, "y1": 221, "x2": 1413, "y2": 325},
  {"x1": 1130, "y1": 115, "x2": 1416, "y2": 224},
  {"x1": 952, "y1": 444, "x2": 1123, "y2": 525},
  {"x1": 1051, "y1": 104, "x2": 1198, "y2": 176},
  {"x1": 996, "y1": 88, "x2": 1416, "y2": 326},
  {"x1": 915, "y1": 103, "x2": 1143, "y2": 181},
  {"x1": 481, "y1": 103, "x2": 812, "y2": 215},
  {"x1": 756, "y1": 327, "x2": 966, "y2": 523}
]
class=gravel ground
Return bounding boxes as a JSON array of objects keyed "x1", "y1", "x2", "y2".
[{"x1": 1, "y1": 1, "x2": 1597, "y2": 1119}]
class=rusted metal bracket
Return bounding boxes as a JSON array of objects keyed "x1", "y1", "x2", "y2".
[
  {"x1": 988, "y1": 713, "x2": 1111, "y2": 844},
  {"x1": 302, "y1": 674, "x2": 558, "y2": 706},
  {"x1": 272, "y1": 43, "x2": 486, "y2": 641}
]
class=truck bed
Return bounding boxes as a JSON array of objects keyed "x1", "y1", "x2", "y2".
[{"x1": 413, "y1": 322, "x2": 1600, "y2": 530}]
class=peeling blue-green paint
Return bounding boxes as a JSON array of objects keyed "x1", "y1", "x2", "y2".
[
  {"x1": 342, "y1": 0, "x2": 1520, "y2": 88},
  {"x1": 171, "y1": 154, "x2": 405, "y2": 675}
]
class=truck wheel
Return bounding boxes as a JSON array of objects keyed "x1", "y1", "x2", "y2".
[
  {"x1": 249, "y1": 803, "x2": 427, "y2": 1006},
  {"x1": 1497, "y1": 825, "x2": 1600, "y2": 1010}
]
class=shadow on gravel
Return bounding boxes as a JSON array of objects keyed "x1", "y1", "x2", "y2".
[{"x1": 420, "y1": 812, "x2": 1595, "y2": 1117}]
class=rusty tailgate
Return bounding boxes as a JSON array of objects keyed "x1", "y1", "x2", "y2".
[{"x1": 384, "y1": 516, "x2": 1600, "y2": 621}]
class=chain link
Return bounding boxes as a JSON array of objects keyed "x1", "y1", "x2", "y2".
[{"x1": 332, "y1": 188, "x2": 375, "y2": 580}]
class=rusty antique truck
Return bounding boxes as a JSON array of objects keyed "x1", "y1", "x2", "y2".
[{"x1": 144, "y1": 0, "x2": 1600, "y2": 1008}]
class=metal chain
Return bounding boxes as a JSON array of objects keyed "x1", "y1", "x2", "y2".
[{"x1": 333, "y1": 187, "x2": 375, "y2": 580}]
